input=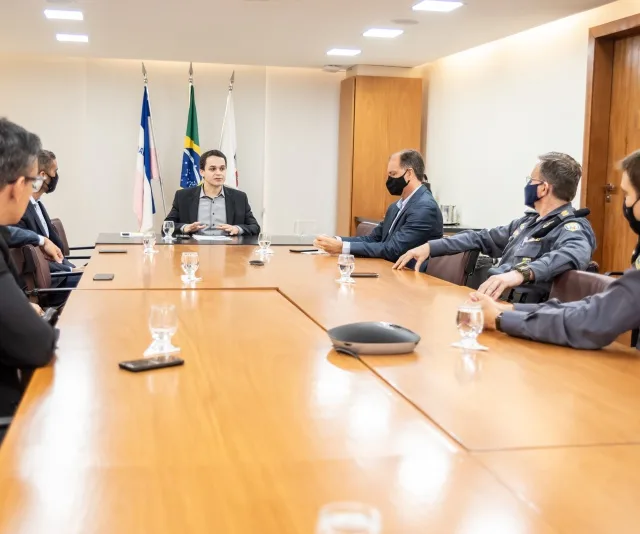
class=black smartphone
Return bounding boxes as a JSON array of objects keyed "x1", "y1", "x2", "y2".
[
  {"x1": 98, "y1": 249, "x2": 128, "y2": 254},
  {"x1": 93, "y1": 273, "x2": 115, "y2": 281},
  {"x1": 119, "y1": 355, "x2": 184, "y2": 373},
  {"x1": 352, "y1": 273, "x2": 379, "y2": 278},
  {"x1": 249, "y1": 260, "x2": 265, "y2": 266},
  {"x1": 289, "y1": 249, "x2": 318, "y2": 253}
]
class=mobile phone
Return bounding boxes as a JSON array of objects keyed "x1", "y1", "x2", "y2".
[
  {"x1": 93, "y1": 273, "x2": 115, "y2": 281},
  {"x1": 120, "y1": 232, "x2": 132, "y2": 237},
  {"x1": 289, "y1": 249, "x2": 318, "y2": 253},
  {"x1": 351, "y1": 272, "x2": 379, "y2": 278},
  {"x1": 249, "y1": 260, "x2": 265, "y2": 266},
  {"x1": 98, "y1": 249, "x2": 128, "y2": 254},
  {"x1": 119, "y1": 355, "x2": 184, "y2": 373}
]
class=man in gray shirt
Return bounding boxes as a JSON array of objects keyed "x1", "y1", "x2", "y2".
[
  {"x1": 394, "y1": 152, "x2": 596, "y2": 301},
  {"x1": 165, "y1": 149, "x2": 260, "y2": 236},
  {"x1": 472, "y1": 149, "x2": 640, "y2": 350}
]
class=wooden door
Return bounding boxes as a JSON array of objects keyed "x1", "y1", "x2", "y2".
[{"x1": 602, "y1": 35, "x2": 640, "y2": 273}]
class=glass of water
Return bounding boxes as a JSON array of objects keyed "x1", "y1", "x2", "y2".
[
  {"x1": 143, "y1": 304, "x2": 180, "y2": 357},
  {"x1": 453, "y1": 301, "x2": 488, "y2": 351},
  {"x1": 181, "y1": 252, "x2": 201, "y2": 283},
  {"x1": 162, "y1": 221, "x2": 175, "y2": 242},
  {"x1": 142, "y1": 232, "x2": 157, "y2": 254},
  {"x1": 316, "y1": 502, "x2": 381, "y2": 534},
  {"x1": 258, "y1": 232, "x2": 272, "y2": 255},
  {"x1": 336, "y1": 254, "x2": 355, "y2": 284}
]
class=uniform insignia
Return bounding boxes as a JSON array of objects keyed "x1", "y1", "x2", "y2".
[
  {"x1": 561, "y1": 210, "x2": 570, "y2": 218},
  {"x1": 542, "y1": 221, "x2": 553, "y2": 229},
  {"x1": 525, "y1": 237, "x2": 541, "y2": 242},
  {"x1": 636, "y1": 256, "x2": 640, "y2": 270},
  {"x1": 520, "y1": 223, "x2": 526, "y2": 230},
  {"x1": 513, "y1": 230, "x2": 520, "y2": 238},
  {"x1": 564, "y1": 222, "x2": 579, "y2": 232}
]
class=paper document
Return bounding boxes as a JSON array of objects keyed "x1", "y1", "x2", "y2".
[{"x1": 192, "y1": 235, "x2": 233, "y2": 242}]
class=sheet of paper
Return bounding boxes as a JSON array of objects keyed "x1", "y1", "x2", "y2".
[
  {"x1": 301, "y1": 250, "x2": 327, "y2": 255},
  {"x1": 192, "y1": 235, "x2": 233, "y2": 242}
]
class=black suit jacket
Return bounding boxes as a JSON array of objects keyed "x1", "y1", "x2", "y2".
[
  {"x1": 0, "y1": 230, "x2": 55, "y2": 417},
  {"x1": 165, "y1": 186, "x2": 261, "y2": 236},
  {"x1": 17, "y1": 200, "x2": 72, "y2": 273}
]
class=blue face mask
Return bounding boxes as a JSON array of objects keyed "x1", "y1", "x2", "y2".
[{"x1": 524, "y1": 182, "x2": 540, "y2": 209}]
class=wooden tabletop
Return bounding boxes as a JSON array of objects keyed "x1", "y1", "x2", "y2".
[{"x1": 0, "y1": 290, "x2": 554, "y2": 534}]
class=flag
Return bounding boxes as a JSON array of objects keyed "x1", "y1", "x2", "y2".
[
  {"x1": 134, "y1": 85, "x2": 160, "y2": 232},
  {"x1": 220, "y1": 72, "x2": 238, "y2": 188},
  {"x1": 181, "y1": 81, "x2": 200, "y2": 188}
]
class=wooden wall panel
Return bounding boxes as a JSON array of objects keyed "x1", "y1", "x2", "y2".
[
  {"x1": 336, "y1": 78, "x2": 356, "y2": 235},
  {"x1": 350, "y1": 77, "x2": 422, "y2": 234}
]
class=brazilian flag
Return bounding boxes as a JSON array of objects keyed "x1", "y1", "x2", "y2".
[{"x1": 180, "y1": 83, "x2": 200, "y2": 188}]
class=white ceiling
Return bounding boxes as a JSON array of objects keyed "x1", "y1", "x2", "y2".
[{"x1": 0, "y1": 0, "x2": 612, "y2": 68}]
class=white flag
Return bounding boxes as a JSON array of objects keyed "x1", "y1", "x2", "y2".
[
  {"x1": 134, "y1": 85, "x2": 160, "y2": 232},
  {"x1": 220, "y1": 73, "x2": 238, "y2": 188}
]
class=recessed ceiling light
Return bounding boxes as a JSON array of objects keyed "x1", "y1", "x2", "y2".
[
  {"x1": 327, "y1": 48, "x2": 361, "y2": 57},
  {"x1": 363, "y1": 28, "x2": 404, "y2": 38},
  {"x1": 44, "y1": 9, "x2": 84, "y2": 20},
  {"x1": 56, "y1": 33, "x2": 89, "y2": 43},
  {"x1": 412, "y1": 1, "x2": 463, "y2": 12}
]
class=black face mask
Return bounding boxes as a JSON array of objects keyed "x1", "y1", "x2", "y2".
[
  {"x1": 386, "y1": 170, "x2": 409, "y2": 196},
  {"x1": 45, "y1": 173, "x2": 59, "y2": 194},
  {"x1": 623, "y1": 199, "x2": 640, "y2": 235}
]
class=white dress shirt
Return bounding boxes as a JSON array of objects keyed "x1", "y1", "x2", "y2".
[{"x1": 30, "y1": 197, "x2": 48, "y2": 245}]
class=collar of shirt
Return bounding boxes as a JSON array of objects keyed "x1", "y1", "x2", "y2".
[
  {"x1": 396, "y1": 185, "x2": 421, "y2": 211},
  {"x1": 200, "y1": 186, "x2": 225, "y2": 199},
  {"x1": 29, "y1": 196, "x2": 38, "y2": 206},
  {"x1": 534, "y1": 202, "x2": 573, "y2": 223}
]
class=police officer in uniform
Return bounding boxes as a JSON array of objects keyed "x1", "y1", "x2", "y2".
[
  {"x1": 472, "y1": 149, "x2": 640, "y2": 350},
  {"x1": 394, "y1": 152, "x2": 596, "y2": 302}
]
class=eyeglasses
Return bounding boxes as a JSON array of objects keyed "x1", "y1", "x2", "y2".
[
  {"x1": 9, "y1": 174, "x2": 42, "y2": 187},
  {"x1": 525, "y1": 176, "x2": 547, "y2": 186}
]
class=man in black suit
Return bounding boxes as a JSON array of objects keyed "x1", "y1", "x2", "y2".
[
  {"x1": 165, "y1": 149, "x2": 260, "y2": 236},
  {"x1": 0, "y1": 118, "x2": 56, "y2": 440},
  {"x1": 17, "y1": 150, "x2": 80, "y2": 305}
]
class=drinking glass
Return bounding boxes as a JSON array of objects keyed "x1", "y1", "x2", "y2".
[
  {"x1": 258, "y1": 232, "x2": 272, "y2": 255},
  {"x1": 181, "y1": 252, "x2": 201, "y2": 283},
  {"x1": 142, "y1": 232, "x2": 157, "y2": 254},
  {"x1": 316, "y1": 502, "x2": 381, "y2": 534},
  {"x1": 162, "y1": 221, "x2": 175, "y2": 241},
  {"x1": 143, "y1": 304, "x2": 180, "y2": 357},
  {"x1": 452, "y1": 301, "x2": 488, "y2": 351},
  {"x1": 336, "y1": 254, "x2": 355, "y2": 284}
]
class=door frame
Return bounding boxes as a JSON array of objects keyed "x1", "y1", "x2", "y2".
[{"x1": 582, "y1": 13, "x2": 640, "y2": 266}]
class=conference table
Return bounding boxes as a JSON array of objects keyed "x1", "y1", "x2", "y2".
[{"x1": 0, "y1": 240, "x2": 639, "y2": 533}]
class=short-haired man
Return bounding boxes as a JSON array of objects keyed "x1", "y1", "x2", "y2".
[
  {"x1": 165, "y1": 149, "x2": 260, "y2": 236},
  {"x1": 0, "y1": 118, "x2": 56, "y2": 437},
  {"x1": 472, "y1": 149, "x2": 640, "y2": 350},
  {"x1": 17, "y1": 149, "x2": 81, "y2": 306},
  {"x1": 395, "y1": 152, "x2": 596, "y2": 302},
  {"x1": 314, "y1": 150, "x2": 443, "y2": 262}
]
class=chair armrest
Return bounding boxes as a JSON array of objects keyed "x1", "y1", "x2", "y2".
[
  {"x1": 0, "y1": 416, "x2": 13, "y2": 428},
  {"x1": 67, "y1": 256, "x2": 91, "y2": 260}
]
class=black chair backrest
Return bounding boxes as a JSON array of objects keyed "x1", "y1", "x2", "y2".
[
  {"x1": 356, "y1": 222, "x2": 378, "y2": 237},
  {"x1": 50, "y1": 218, "x2": 70, "y2": 256},
  {"x1": 426, "y1": 250, "x2": 480, "y2": 286},
  {"x1": 549, "y1": 270, "x2": 614, "y2": 302}
]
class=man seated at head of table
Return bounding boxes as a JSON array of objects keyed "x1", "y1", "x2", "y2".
[
  {"x1": 472, "y1": 149, "x2": 640, "y2": 350},
  {"x1": 394, "y1": 152, "x2": 596, "y2": 303},
  {"x1": 165, "y1": 149, "x2": 260, "y2": 236},
  {"x1": 313, "y1": 149, "x2": 443, "y2": 263},
  {"x1": 0, "y1": 118, "x2": 56, "y2": 440}
]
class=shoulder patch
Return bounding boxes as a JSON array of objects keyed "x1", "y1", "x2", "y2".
[
  {"x1": 560, "y1": 209, "x2": 571, "y2": 218},
  {"x1": 635, "y1": 256, "x2": 640, "y2": 270},
  {"x1": 564, "y1": 222, "x2": 580, "y2": 232}
]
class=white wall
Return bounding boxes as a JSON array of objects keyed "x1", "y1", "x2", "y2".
[
  {"x1": 0, "y1": 56, "x2": 342, "y2": 245},
  {"x1": 423, "y1": 0, "x2": 640, "y2": 229}
]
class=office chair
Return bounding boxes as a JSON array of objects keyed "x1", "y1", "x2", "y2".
[
  {"x1": 425, "y1": 250, "x2": 480, "y2": 286},
  {"x1": 50, "y1": 218, "x2": 94, "y2": 261}
]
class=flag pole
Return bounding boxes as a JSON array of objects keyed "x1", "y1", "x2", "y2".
[
  {"x1": 142, "y1": 62, "x2": 167, "y2": 217},
  {"x1": 219, "y1": 71, "x2": 235, "y2": 146}
]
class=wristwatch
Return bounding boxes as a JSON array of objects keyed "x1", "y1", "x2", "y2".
[
  {"x1": 514, "y1": 264, "x2": 533, "y2": 284},
  {"x1": 495, "y1": 313, "x2": 504, "y2": 332}
]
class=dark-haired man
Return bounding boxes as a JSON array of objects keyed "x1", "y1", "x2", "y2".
[
  {"x1": 394, "y1": 152, "x2": 596, "y2": 302},
  {"x1": 0, "y1": 118, "x2": 56, "y2": 435},
  {"x1": 314, "y1": 149, "x2": 443, "y2": 262},
  {"x1": 472, "y1": 149, "x2": 640, "y2": 350},
  {"x1": 165, "y1": 149, "x2": 260, "y2": 236}
]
